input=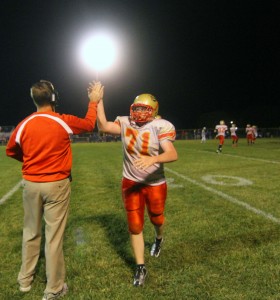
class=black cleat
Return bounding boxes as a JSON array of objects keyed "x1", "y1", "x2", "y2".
[
  {"x1": 133, "y1": 265, "x2": 147, "y2": 287},
  {"x1": 150, "y1": 238, "x2": 163, "y2": 257}
]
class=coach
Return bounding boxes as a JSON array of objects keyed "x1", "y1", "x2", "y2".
[{"x1": 6, "y1": 80, "x2": 103, "y2": 300}]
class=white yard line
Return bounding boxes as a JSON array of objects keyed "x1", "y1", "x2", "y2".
[
  {"x1": 197, "y1": 150, "x2": 280, "y2": 165},
  {"x1": 165, "y1": 167, "x2": 280, "y2": 225},
  {"x1": 221, "y1": 153, "x2": 280, "y2": 165},
  {"x1": 0, "y1": 180, "x2": 22, "y2": 205},
  {"x1": 75, "y1": 227, "x2": 86, "y2": 245}
]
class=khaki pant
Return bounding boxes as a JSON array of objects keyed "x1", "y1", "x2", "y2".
[{"x1": 18, "y1": 178, "x2": 71, "y2": 294}]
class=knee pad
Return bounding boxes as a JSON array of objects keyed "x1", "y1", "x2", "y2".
[
  {"x1": 127, "y1": 210, "x2": 144, "y2": 234},
  {"x1": 149, "y1": 213, "x2": 165, "y2": 226},
  {"x1": 128, "y1": 223, "x2": 143, "y2": 235}
]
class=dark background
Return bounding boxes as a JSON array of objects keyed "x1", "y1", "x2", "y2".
[{"x1": 1, "y1": 0, "x2": 279, "y2": 129}]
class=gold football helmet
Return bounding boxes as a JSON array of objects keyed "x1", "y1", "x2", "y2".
[
  {"x1": 130, "y1": 94, "x2": 159, "y2": 123},
  {"x1": 220, "y1": 120, "x2": 225, "y2": 125}
]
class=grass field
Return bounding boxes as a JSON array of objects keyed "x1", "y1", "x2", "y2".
[{"x1": 1, "y1": 138, "x2": 280, "y2": 300}]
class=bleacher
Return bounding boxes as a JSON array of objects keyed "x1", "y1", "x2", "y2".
[{"x1": 0, "y1": 126, "x2": 14, "y2": 146}]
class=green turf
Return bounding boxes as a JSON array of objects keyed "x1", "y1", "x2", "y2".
[{"x1": 0, "y1": 138, "x2": 280, "y2": 299}]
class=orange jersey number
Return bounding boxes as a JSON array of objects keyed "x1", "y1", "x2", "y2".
[{"x1": 125, "y1": 128, "x2": 150, "y2": 155}]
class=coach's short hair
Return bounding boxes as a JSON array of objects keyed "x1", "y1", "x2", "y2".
[{"x1": 30, "y1": 81, "x2": 54, "y2": 107}]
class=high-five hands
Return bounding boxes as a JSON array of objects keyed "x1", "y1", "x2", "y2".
[{"x1": 88, "y1": 81, "x2": 104, "y2": 103}]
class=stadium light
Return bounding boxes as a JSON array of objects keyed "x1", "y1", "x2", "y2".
[{"x1": 79, "y1": 31, "x2": 118, "y2": 79}]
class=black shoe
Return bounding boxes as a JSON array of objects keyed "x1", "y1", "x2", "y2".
[
  {"x1": 150, "y1": 237, "x2": 163, "y2": 257},
  {"x1": 133, "y1": 265, "x2": 147, "y2": 287}
]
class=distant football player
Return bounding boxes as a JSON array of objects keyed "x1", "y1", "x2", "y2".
[
  {"x1": 230, "y1": 123, "x2": 238, "y2": 147},
  {"x1": 201, "y1": 127, "x2": 207, "y2": 143},
  {"x1": 252, "y1": 125, "x2": 258, "y2": 143},
  {"x1": 214, "y1": 120, "x2": 228, "y2": 153},
  {"x1": 246, "y1": 124, "x2": 254, "y2": 145},
  {"x1": 95, "y1": 87, "x2": 178, "y2": 287}
]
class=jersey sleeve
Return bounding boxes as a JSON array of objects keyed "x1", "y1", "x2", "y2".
[
  {"x1": 114, "y1": 116, "x2": 122, "y2": 127},
  {"x1": 157, "y1": 119, "x2": 176, "y2": 142}
]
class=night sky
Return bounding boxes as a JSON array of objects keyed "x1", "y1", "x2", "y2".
[{"x1": 1, "y1": 1, "x2": 279, "y2": 130}]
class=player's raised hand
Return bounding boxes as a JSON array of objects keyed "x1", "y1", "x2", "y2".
[{"x1": 88, "y1": 81, "x2": 104, "y2": 103}]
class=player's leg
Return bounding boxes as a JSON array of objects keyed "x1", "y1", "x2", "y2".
[
  {"x1": 217, "y1": 136, "x2": 223, "y2": 153},
  {"x1": 122, "y1": 178, "x2": 147, "y2": 286},
  {"x1": 146, "y1": 183, "x2": 167, "y2": 257}
]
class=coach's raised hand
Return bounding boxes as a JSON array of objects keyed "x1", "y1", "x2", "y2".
[{"x1": 88, "y1": 81, "x2": 104, "y2": 103}]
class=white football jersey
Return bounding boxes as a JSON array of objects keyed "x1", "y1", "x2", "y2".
[
  {"x1": 115, "y1": 116, "x2": 176, "y2": 185},
  {"x1": 215, "y1": 124, "x2": 228, "y2": 136},
  {"x1": 230, "y1": 126, "x2": 237, "y2": 136},
  {"x1": 246, "y1": 127, "x2": 254, "y2": 135}
]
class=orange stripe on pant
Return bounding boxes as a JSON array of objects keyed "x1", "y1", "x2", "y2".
[{"x1": 122, "y1": 177, "x2": 167, "y2": 234}]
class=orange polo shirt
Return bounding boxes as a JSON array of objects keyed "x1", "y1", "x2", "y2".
[{"x1": 6, "y1": 102, "x2": 97, "y2": 182}]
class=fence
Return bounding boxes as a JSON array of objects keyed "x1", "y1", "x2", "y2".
[
  {"x1": 175, "y1": 127, "x2": 280, "y2": 140},
  {"x1": 1, "y1": 125, "x2": 279, "y2": 146}
]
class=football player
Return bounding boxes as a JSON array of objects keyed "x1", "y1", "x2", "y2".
[
  {"x1": 252, "y1": 125, "x2": 258, "y2": 143},
  {"x1": 94, "y1": 85, "x2": 178, "y2": 287},
  {"x1": 201, "y1": 127, "x2": 207, "y2": 143},
  {"x1": 246, "y1": 124, "x2": 254, "y2": 145},
  {"x1": 214, "y1": 120, "x2": 228, "y2": 153},
  {"x1": 230, "y1": 123, "x2": 238, "y2": 147}
]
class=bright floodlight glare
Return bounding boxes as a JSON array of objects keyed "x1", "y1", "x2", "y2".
[{"x1": 79, "y1": 32, "x2": 118, "y2": 73}]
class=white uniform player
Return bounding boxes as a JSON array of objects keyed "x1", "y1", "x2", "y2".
[
  {"x1": 95, "y1": 90, "x2": 178, "y2": 287},
  {"x1": 214, "y1": 120, "x2": 228, "y2": 153},
  {"x1": 246, "y1": 124, "x2": 254, "y2": 145},
  {"x1": 201, "y1": 127, "x2": 206, "y2": 143},
  {"x1": 230, "y1": 124, "x2": 238, "y2": 147}
]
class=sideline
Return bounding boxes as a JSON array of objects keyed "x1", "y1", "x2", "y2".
[
  {"x1": 0, "y1": 180, "x2": 22, "y2": 205},
  {"x1": 165, "y1": 167, "x2": 280, "y2": 225}
]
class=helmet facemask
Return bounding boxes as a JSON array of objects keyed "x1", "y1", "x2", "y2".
[
  {"x1": 130, "y1": 94, "x2": 159, "y2": 123},
  {"x1": 130, "y1": 104, "x2": 155, "y2": 123}
]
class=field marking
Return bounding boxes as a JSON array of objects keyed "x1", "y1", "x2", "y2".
[
  {"x1": 165, "y1": 167, "x2": 280, "y2": 225},
  {"x1": 197, "y1": 150, "x2": 280, "y2": 165},
  {"x1": 75, "y1": 227, "x2": 86, "y2": 245},
  {"x1": 222, "y1": 153, "x2": 280, "y2": 165},
  {"x1": 166, "y1": 177, "x2": 183, "y2": 188},
  {"x1": 0, "y1": 180, "x2": 22, "y2": 205},
  {"x1": 201, "y1": 175, "x2": 253, "y2": 186}
]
